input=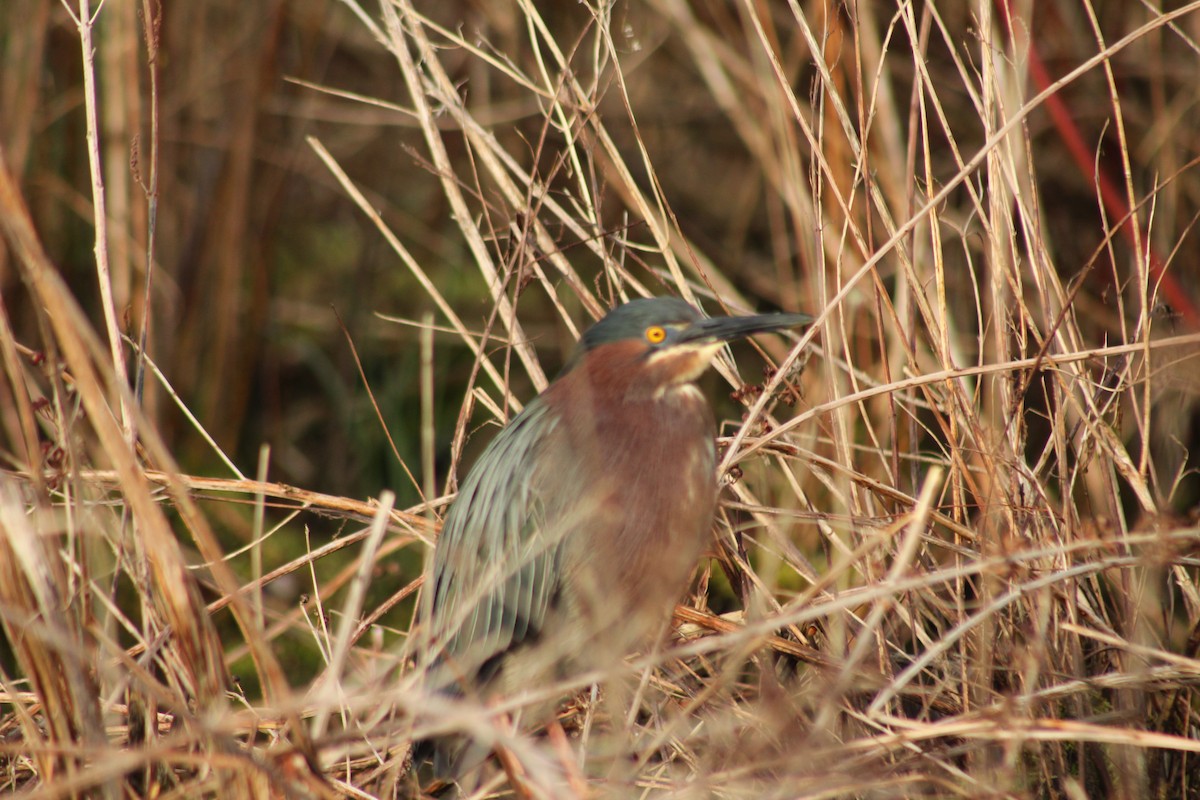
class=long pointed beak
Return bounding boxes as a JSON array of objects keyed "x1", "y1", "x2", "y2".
[{"x1": 677, "y1": 311, "x2": 813, "y2": 345}]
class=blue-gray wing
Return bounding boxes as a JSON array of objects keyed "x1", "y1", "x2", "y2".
[{"x1": 420, "y1": 398, "x2": 564, "y2": 689}]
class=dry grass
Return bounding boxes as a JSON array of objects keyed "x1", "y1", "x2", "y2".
[{"x1": 4, "y1": 0, "x2": 1200, "y2": 797}]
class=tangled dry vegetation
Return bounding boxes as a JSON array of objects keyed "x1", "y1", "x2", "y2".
[{"x1": 4, "y1": 0, "x2": 1200, "y2": 797}]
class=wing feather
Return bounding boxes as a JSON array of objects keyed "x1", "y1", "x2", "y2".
[{"x1": 422, "y1": 398, "x2": 564, "y2": 689}]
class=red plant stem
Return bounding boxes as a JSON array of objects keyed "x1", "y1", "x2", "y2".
[{"x1": 996, "y1": 0, "x2": 1199, "y2": 330}]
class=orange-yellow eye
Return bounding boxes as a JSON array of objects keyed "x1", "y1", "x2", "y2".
[{"x1": 645, "y1": 325, "x2": 667, "y2": 344}]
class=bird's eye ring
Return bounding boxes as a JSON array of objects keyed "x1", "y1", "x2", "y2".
[{"x1": 645, "y1": 325, "x2": 667, "y2": 344}]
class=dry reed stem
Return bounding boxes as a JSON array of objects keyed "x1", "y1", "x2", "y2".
[{"x1": 5, "y1": 0, "x2": 1200, "y2": 797}]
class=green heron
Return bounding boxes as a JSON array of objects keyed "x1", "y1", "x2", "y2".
[{"x1": 416, "y1": 296, "x2": 811, "y2": 777}]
